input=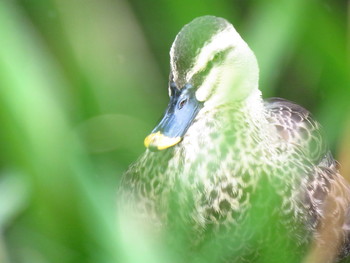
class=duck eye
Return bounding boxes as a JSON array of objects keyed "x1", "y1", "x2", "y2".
[{"x1": 178, "y1": 98, "x2": 188, "y2": 110}]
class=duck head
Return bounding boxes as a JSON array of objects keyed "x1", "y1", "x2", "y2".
[{"x1": 144, "y1": 16, "x2": 259, "y2": 151}]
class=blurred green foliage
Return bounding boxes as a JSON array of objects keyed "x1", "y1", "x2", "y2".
[{"x1": 0, "y1": 0, "x2": 349, "y2": 262}]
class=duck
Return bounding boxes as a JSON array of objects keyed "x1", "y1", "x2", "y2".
[{"x1": 119, "y1": 16, "x2": 350, "y2": 263}]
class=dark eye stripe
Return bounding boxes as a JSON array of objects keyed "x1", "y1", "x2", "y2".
[
  {"x1": 190, "y1": 47, "x2": 234, "y2": 83},
  {"x1": 190, "y1": 47, "x2": 234, "y2": 99}
]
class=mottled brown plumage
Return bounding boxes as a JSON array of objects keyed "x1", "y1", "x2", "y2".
[{"x1": 118, "y1": 16, "x2": 350, "y2": 263}]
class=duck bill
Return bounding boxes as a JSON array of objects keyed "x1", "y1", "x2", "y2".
[
  {"x1": 144, "y1": 93, "x2": 202, "y2": 151},
  {"x1": 144, "y1": 131, "x2": 182, "y2": 151}
]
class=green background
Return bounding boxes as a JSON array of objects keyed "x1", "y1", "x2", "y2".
[{"x1": 0, "y1": 0, "x2": 349, "y2": 262}]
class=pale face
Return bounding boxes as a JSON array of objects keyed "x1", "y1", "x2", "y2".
[{"x1": 145, "y1": 16, "x2": 259, "y2": 151}]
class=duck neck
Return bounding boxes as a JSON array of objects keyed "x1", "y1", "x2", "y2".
[
  {"x1": 197, "y1": 88, "x2": 266, "y2": 137},
  {"x1": 180, "y1": 88, "x2": 269, "y2": 168}
]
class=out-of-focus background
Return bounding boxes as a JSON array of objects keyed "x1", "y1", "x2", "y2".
[{"x1": 0, "y1": 0, "x2": 349, "y2": 262}]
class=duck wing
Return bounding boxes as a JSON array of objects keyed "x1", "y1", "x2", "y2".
[
  {"x1": 264, "y1": 97, "x2": 327, "y2": 164},
  {"x1": 264, "y1": 97, "x2": 350, "y2": 261}
]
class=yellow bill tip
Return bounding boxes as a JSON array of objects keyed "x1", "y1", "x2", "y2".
[{"x1": 144, "y1": 131, "x2": 182, "y2": 151}]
